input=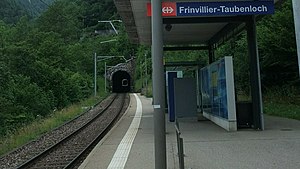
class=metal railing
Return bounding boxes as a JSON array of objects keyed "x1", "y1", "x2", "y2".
[{"x1": 175, "y1": 120, "x2": 185, "y2": 169}]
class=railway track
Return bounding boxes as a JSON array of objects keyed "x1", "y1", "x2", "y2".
[{"x1": 1, "y1": 93, "x2": 128, "y2": 169}]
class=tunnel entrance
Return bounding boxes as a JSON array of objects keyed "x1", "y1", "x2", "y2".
[{"x1": 112, "y1": 70, "x2": 131, "y2": 93}]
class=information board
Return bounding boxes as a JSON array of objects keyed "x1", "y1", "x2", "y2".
[{"x1": 200, "y1": 56, "x2": 237, "y2": 131}]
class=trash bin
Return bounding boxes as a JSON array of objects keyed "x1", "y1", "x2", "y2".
[{"x1": 236, "y1": 102, "x2": 253, "y2": 128}]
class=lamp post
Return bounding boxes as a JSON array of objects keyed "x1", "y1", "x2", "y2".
[
  {"x1": 145, "y1": 53, "x2": 148, "y2": 94},
  {"x1": 105, "y1": 62, "x2": 107, "y2": 93},
  {"x1": 94, "y1": 52, "x2": 97, "y2": 97},
  {"x1": 292, "y1": 0, "x2": 300, "y2": 77}
]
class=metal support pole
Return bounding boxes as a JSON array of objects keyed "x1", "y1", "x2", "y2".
[
  {"x1": 145, "y1": 54, "x2": 148, "y2": 95},
  {"x1": 246, "y1": 16, "x2": 264, "y2": 130},
  {"x1": 208, "y1": 45, "x2": 215, "y2": 64},
  {"x1": 196, "y1": 68, "x2": 200, "y2": 112},
  {"x1": 105, "y1": 62, "x2": 107, "y2": 93},
  {"x1": 141, "y1": 60, "x2": 143, "y2": 88},
  {"x1": 152, "y1": 0, "x2": 166, "y2": 168},
  {"x1": 109, "y1": 21, "x2": 119, "y2": 34},
  {"x1": 179, "y1": 137, "x2": 185, "y2": 169},
  {"x1": 175, "y1": 120, "x2": 184, "y2": 169},
  {"x1": 292, "y1": 0, "x2": 300, "y2": 77},
  {"x1": 94, "y1": 52, "x2": 97, "y2": 97}
]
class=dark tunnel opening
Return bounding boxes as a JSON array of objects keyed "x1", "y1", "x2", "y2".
[{"x1": 112, "y1": 70, "x2": 131, "y2": 93}]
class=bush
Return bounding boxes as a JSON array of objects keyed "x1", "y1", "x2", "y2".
[
  {"x1": 0, "y1": 74, "x2": 52, "y2": 136},
  {"x1": 66, "y1": 72, "x2": 92, "y2": 103}
]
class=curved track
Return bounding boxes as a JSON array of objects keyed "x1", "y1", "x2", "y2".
[{"x1": 0, "y1": 93, "x2": 128, "y2": 169}]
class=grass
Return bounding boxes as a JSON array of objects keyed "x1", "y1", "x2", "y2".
[
  {"x1": 0, "y1": 94, "x2": 108, "y2": 156},
  {"x1": 134, "y1": 75, "x2": 153, "y2": 98},
  {"x1": 134, "y1": 78, "x2": 143, "y2": 93},
  {"x1": 264, "y1": 101, "x2": 300, "y2": 120},
  {"x1": 262, "y1": 86, "x2": 300, "y2": 120},
  {"x1": 236, "y1": 87, "x2": 300, "y2": 121},
  {"x1": 144, "y1": 79, "x2": 152, "y2": 97}
]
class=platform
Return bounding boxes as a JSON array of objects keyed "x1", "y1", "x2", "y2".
[{"x1": 79, "y1": 93, "x2": 300, "y2": 169}]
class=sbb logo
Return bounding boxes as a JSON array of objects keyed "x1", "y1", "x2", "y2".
[{"x1": 147, "y1": 2, "x2": 177, "y2": 17}]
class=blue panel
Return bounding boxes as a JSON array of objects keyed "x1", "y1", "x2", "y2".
[
  {"x1": 167, "y1": 72, "x2": 177, "y2": 122},
  {"x1": 201, "y1": 58, "x2": 228, "y2": 119},
  {"x1": 177, "y1": 1, "x2": 274, "y2": 16}
]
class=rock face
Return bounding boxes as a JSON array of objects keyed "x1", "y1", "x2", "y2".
[
  {"x1": 15, "y1": 0, "x2": 54, "y2": 17},
  {"x1": 0, "y1": 0, "x2": 53, "y2": 23}
]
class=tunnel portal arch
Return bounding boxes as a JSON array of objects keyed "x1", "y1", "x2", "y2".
[{"x1": 112, "y1": 70, "x2": 131, "y2": 93}]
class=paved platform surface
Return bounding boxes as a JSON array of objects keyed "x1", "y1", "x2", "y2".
[{"x1": 79, "y1": 93, "x2": 300, "y2": 169}]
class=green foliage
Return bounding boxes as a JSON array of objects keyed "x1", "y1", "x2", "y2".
[
  {"x1": 216, "y1": 34, "x2": 251, "y2": 93},
  {"x1": 110, "y1": 29, "x2": 138, "y2": 59},
  {"x1": 0, "y1": 0, "x2": 54, "y2": 24},
  {"x1": 0, "y1": 0, "x2": 135, "y2": 137},
  {"x1": 216, "y1": 0, "x2": 298, "y2": 93},
  {"x1": 164, "y1": 50, "x2": 208, "y2": 64},
  {"x1": 258, "y1": 0, "x2": 298, "y2": 86},
  {"x1": 214, "y1": 0, "x2": 299, "y2": 120},
  {"x1": 134, "y1": 45, "x2": 151, "y2": 92},
  {"x1": 0, "y1": 0, "x2": 26, "y2": 24},
  {"x1": 264, "y1": 103, "x2": 300, "y2": 120},
  {"x1": 80, "y1": 0, "x2": 118, "y2": 28},
  {"x1": 0, "y1": 71, "x2": 51, "y2": 136},
  {"x1": 66, "y1": 72, "x2": 92, "y2": 103},
  {"x1": 37, "y1": 1, "x2": 83, "y2": 42},
  {"x1": 264, "y1": 86, "x2": 300, "y2": 120},
  {"x1": 264, "y1": 85, "x2": 300, "y2": 104},
  {"x1": 9, "y1": 75, "x2": 51, "y2": 117},
  {"x1": 0, "y1": 94, "x2": 106, "y2": 156}
]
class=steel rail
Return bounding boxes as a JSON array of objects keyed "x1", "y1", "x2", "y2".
[
  {"x1": 16, "y1": 94, "x2": 122, "y2": 169},
  {"x1": 64, "y1": 93, "x2": 126, "y2": 169},
  {"x1": 0, "y1": 96, "x2": 106, "y2": 160}
]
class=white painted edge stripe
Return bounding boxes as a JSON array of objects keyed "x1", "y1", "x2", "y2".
[{"x1": 107, "y1": 93, "x2": 142, "y2": 169}]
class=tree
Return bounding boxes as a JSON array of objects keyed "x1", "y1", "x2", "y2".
[
  {"x1": 0, "y1": 0, "x2": 131, "y2": 137},
  {"x1": 37, "y1": 1, "x2": 83, "y2": 42},
  {"x1": 258, "y1": 0, "x2": 298, "y2": 86}
]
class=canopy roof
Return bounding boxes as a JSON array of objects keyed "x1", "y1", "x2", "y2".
[{"x1": 114, "y1": 0, "x2": 282, "y2": 46}]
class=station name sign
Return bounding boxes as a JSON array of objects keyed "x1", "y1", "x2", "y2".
[{"x1": 147, "y1": 1, "x2": 274, "y2": 17}]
